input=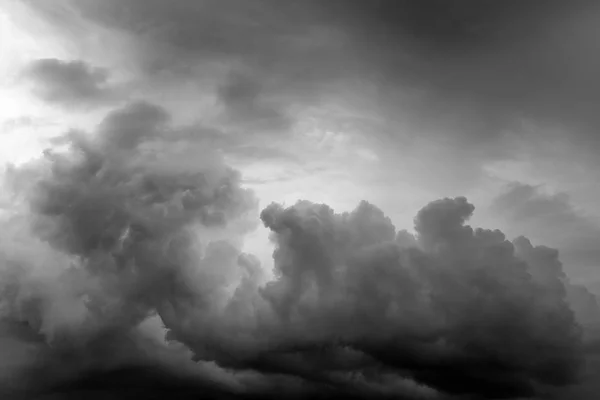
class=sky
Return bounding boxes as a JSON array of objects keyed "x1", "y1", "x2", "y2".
[{"x1": 0, "y1": 1, "x2": 600, "y2": 399}]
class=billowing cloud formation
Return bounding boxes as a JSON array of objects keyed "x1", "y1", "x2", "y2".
[
  {"x1": 0, "y1": 101, "x2": 595, "y2": 399},
  {"x1": 24, "y1": 58, "x2": 119, "y2": 108},
  {"x1": 256, "y1": 198, "x2": 585, "y2": 398},
  {"x1": 0, "y1": 100, "x2": 260, "y2": 394},
  {"x1": 1, "y1": 99, "x2": 258, "y2": 334}
]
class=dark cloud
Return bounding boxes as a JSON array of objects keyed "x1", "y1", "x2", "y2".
[
  {"x1": 491, "y1": 183, "x2": 600, "y2": 354},
  {"x1": 24, "y1": 0, "x2": 348, "y2": 137},
  {"x1": 257, "y1": 198, "x2": 587, "y2": 398},
  {"x1": 0, "y1": 100, "x2": 431, "y2": 399},
  {"x1": 326, "y1": 0, "x2": 599, "y2": 142},
  {"x1": 0, "y1": 99, "x2": 257, "y2": 393},
  {"x1": 24, "y1": 58, "x2": 120, "y2": 108},
  {"x1": 6, "y1": 2, "x2": 600, "y2": 398},
  {"x1": 567, "y1": 284, "x2": 600, "y2": 337},
  {"x1": 22, "y1": 0, "x2": 600, "y2": 194},
  {"x1": 1, "y1": 99, "x2": 593, "y2": 398}
]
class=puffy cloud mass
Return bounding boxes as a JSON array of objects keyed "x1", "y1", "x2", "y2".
[
  {"x1": 0, "y1": 101, "x2": 597, "y2": 399},
  {"x1": 257, "y1": 198, "x2": 585, "y2": 398}
]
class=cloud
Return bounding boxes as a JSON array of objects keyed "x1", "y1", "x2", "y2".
[
  {"x1": 5, "y1": 2, "x2": 600, "y2": 397},
  {"x1": 216, "y1": 71, "x2": 293, "y2": 134},
  {"x1": 1, "y1": 105, "x2": 596, "y2": 397},
  {"x1": 330, "y1": 0, "x2": 600, "y2": 140},
  {"x1": 21, "y1": 0, "x2": 600, "y2": 197},
  {"x1": 23, "y1": 0, "x2": 347, "y2": 139},
  {"x1": 491, "y1": 182, "x2": 600, "y2": 283},
  {"x1": 0, "y1": 98, "x2": 592, "y2": 398},
  {"x1": 256, "y1": 198, "x2": 587, "y2": 398},
  {"x1": 23, "y1": 58, "x2": 120, "y2": 108},
  {"x1": 0, "y1": 99, "x2": 259, "y2": 392}
]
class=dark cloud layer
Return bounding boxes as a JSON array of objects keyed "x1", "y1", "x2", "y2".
[
  {"x1": 324, "y1": 0, "x2": 599, "y2": 142},
  {"x1": 1, "y1": 101, "x2": 598, "y2": 399},
  {"x1": 6, "y1": 1, "x2": 600, "y2": 398},
  {"x1": 255, "y1": 198, "x2": 586, "y2": 398},
  {"x1": 22, "y1": 0, "x2": 600, "y2": 194},
  {"x1": 23, "y1": 58, "x2": 120, "y2": 108}
]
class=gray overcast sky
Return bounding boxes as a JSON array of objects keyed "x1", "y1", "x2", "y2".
[{"x1": 1, "y1": 1, "x2": 600, "y2": 399}]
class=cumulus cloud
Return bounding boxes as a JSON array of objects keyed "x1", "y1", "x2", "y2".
[
  {"x1": 257, "y1": 198, "x2": 586, "y2": 398},
  {"x1": 0, "y1": 105, "x2": 594, "y2": 398},
  {"x1": 0, "y1": 100, "x2": 260, "y2": 395},
  {"x1": 23, "y1": 58, "x2": 120, "y2": 108}
]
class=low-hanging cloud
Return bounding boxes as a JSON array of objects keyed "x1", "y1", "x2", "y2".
[
  {"x1": 0, "y1": 101, "x2": 597, "y2": 399},
  {"x1": 256, "y1": 198, "x2": 585, "y2": 398}
]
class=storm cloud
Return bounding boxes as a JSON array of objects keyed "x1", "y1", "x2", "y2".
[
  {"x1": 23, "y1": 0, "x2": 600, "y2": 151},
  {"x1": 2, "y1": 1, "x2": 600, "y2": 399},
  {"x1": 0, "y1": 101, "x2": 596, "y2": 399}
]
